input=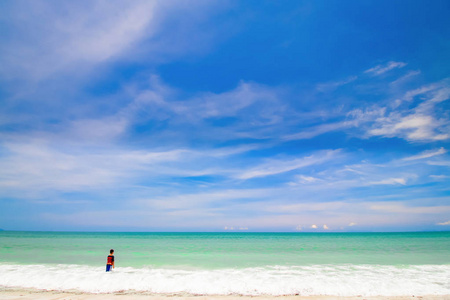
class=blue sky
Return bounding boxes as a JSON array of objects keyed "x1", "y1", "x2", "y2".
[{"x1": 0, "y1": 0, "x2": 449, "y2": 232}]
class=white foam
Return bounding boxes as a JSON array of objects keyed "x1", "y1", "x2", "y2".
[{"x1": 0, "y1": 264, "x2": 449, "y2": 296}]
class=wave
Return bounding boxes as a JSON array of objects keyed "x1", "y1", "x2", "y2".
[{"x1": 0, "y1": 263, "x2": 449, "y2": 296}]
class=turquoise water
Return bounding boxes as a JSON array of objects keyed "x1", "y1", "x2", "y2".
[
  {"x1": 1, "y1": 231, "x2": 449, "y2": 268},
  {"x1": 1, "y1": 231, "x2": 449, "y2": 295}
]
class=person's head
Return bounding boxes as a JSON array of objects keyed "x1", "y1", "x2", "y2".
[{"x1": 110, "y1": 249, "x2": 114, "y2": 254}]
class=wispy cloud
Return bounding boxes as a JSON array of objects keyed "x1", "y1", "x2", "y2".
[
  {"x1": 364, "y1": 61, "x2": 407, "y2": 76},
  {"x1": 369, "y1": 115, "x2": 449, "y2": 141},
  {"x1": 390, "y1": 70, "x2": 421, "y2": 86},
  {"x1": 368, "y1": 177, "x2": 407, "y2": 186},
  {"x1": 316, "y1": 76, "x2": 358, "y2": 92},
  {"x1": 0, "y1": 141, "x2": 190, "y2": 194},
  {"x1": 111, "y1": 78, "x2": 287, "y2": 144},
  {"x1": 437, "y1": 220, "x2": 450, "y2": 226},
  {"x1": 268, "y1": 201, "x2": 346, "y2": 214},
  {"x1": 283, "y1": 121, "x2": 356, "y2": 141},
  {"x1": 136, "y1": 188, "x2": 274, "y2": 211},
  {"x1": 371, "y1": 203, "x2": 450, "y2": 214},
  {"x1": 402, "y1": 84, "x2": 439, "y2": 102},
  {"x1": 282, "y1": 156, "x2": 436, "y2": 194},
  {"x1": 291, "y1": 175, "x2": 322, "y2": 185},
  {"x1": 429, "y1": 175, "x2": 450, "y2": 180},
  {"x1": 235, "y1": 150, "x2": 340, "y2": 180},
  {"x1": 0, "y1": 1, "x2": 156, "y2": 80},
  {"x1": 366, "y1": 81, "x2": 450, "y2": 142},
  {"x1": 0, "y1": 1, "x2": 225, "y2": 82},
  {"x1": 403, "y1": 148, "x2": 447, "y2": 161},
  {"x1": 427, "y1": 161, "x2": 450, "y2": 167},
  {"x1": 174, "y1": 81, "x2": 282, "y2": 121}
]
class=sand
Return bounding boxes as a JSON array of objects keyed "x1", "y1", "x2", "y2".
[{"x1": 0, "y1": 288, "x2": 448, "y2": 300}]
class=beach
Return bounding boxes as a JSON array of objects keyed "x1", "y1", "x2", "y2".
[{"x1": 0, "y1": 288, "x2": 449, "y2": 300}]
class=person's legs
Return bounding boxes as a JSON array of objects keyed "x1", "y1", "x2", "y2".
[{"x1": 106, "y1": 264, "x2": 112, "y2": 272}]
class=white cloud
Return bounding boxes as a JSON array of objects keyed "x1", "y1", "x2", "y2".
[
  {"x1": 270, "y1": 202, "x2": 346, "y2": 214},
  {"x1": 41, "y1": 196, "x2": 450, "y2": 229},
  {"x1": 119, "y1": 79, "x2": 286, "y2": 143},
  {"x1": 284, "y1": 105, "x2": 390, "y2": 142},
  {"x1": 437, "y1": 220, "x2": 450, "y2": 226},
  {"x1": 297, "y1": 175, "x2": 321, "y2": 184},
  {"x1": 224, "y1": 226, "x2": 249, "y2": 231},
  {"x1": 429, "y1": 175, "x2": 450, "y2": 180},
  {"x1": 369, "y1": 114, "x2": 449, "y2": 142},
  {"x1": 0, "y1": 1, "x2": 224, "y2": 82},
  {"x1": 323, "y1": 224, "x2": 329, "y2": 230},
  {"x1": 235, "y1": 149, "x2": 340, "y2": 180},
  {"x1": 348, "y1": 222, "x2": 357, "y2": 227},
  {"x1": 283, "y1": 120, "x2": 356, "y2": 140},
  {"x1": 427, "y1": 160, "x2": 450, "y2": 167},
  {"x1": 175, "y1": 81, "x2": 281, "y2": 120},
  {"x1": 364, "y1": 61, "x2": 407, "y2": 76},
  {"x1": 428, "y1": 86, "x2": 450, "y2": 103},
  {"x1": 16, "y1": 77, "x2": 286, "y2": 150},
  {"x1": 402, "y1": 85, "x2": 439, "y2": 102},
  {"x1": 366, "y1": 81, "x2": 450, "y2": 142},
  {"x1": 206, "y1": 144, "x2": 264, "y2": 157},
  {"x1": 403, "y1": 148, "x2": 447, "y2": 161},
  {"x1": 316, "y1": 76, "x2": 357, "y2": 92},
  {"x1": 347, "y1": 107, "x2": 387, "y2": 123},
  {"x1": 138, "y1": 189, "x2": 274, "y2": 211},
  {"x1": 69, "y1": 118, "x2": 129, "y2": 142},
  {"x1": 368, "y1": 178, "x2": 407, "y2": 185},
  {"x1": 390, "y1": 70, "x2": 421, "y2": 86},
  {"x1": 0, "y1": 141, "x2": 195, "y2": 195},
  {"x1": 0, "y1": 1, "x2": 155, "y2": 80},
  {"x1": 370, "y1": 203, "x2": 450, "y2": 214},
  {"x1": 59, "y1": 3, "x2": 157, "y2": 63}
]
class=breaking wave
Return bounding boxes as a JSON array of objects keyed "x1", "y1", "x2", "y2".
[{"x1": 0, "y1": 263, "x2": 449, "y2": 296}]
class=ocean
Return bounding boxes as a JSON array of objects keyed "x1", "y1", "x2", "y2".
[{"x1": 0, "y1": 231, "x2": 449, "y2": 296}]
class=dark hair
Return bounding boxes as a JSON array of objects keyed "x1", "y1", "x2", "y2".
[{"x1": 110, "y1": 249, "x2": 114, "y2": 254}]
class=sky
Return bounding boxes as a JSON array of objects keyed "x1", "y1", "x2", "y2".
[{"x1": 0, "y1": 0, "x2": 449, "y2": 232}]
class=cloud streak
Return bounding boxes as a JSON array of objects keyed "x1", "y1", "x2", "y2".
[
  {"x1": 368, "y1": 178, "x2": 407, "y2": 186},
  {"x1": 0, "y1": 1, "x2": 156, "y2": 80},
  {"x1": 403, "y1": 148, "x2": 447, "y2": 161},
  {"x1": 0, "y1": 1, "x2": 225, "y2": 82},
  {"x1": 437, "y1": 220, "x2": 450, "y2": 226},
  {"x1": 235, "y1": 150, "x2": 340, "y2": 180},
  {"x1": 364, "y1": 61, "x2": 407, "y2": 76}
]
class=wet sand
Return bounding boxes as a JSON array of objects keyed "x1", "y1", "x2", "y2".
[{"x1": 0, "y1": 288, "x2": 448, "y2": 300}]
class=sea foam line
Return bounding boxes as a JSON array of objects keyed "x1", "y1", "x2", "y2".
[{"x1": 0, "y1": 264, "x2": 449, "y2": 296}]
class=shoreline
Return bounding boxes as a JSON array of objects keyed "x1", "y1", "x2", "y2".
[{"x1": 0, "y1": 288, "x2": 448, "y2": 300}]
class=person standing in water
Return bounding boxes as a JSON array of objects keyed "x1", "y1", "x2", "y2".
[{"x1": 106, "y1": 249, "x2": 115, "y2": 272}]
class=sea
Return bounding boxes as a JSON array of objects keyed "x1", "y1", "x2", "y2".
[{"x1": 0, "y1": 231, "x2": 449, "y2": 296}]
